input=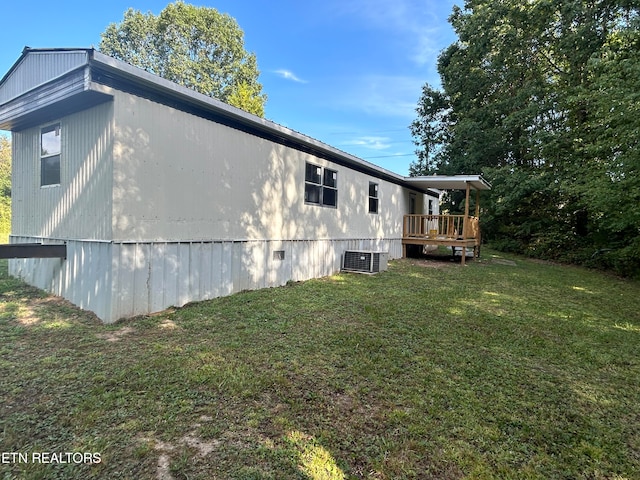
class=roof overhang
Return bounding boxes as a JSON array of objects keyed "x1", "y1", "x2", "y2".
[
  {"x1": 403, "y1": 175, "x2": 491, "y2": 191},
  {"x1": 0, "y1": 67, "x2": 112, "y2": 130},
  {"x1": 0, "y1": 49, "x2": 113, "y2": 130}
]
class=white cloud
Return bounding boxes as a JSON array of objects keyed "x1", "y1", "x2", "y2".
[
  {"x1": 341, "y1": 136, "x2": 392, "y2": 150},
  {"x1": 273, "y1": 69, "x2": 308, "y2": 83}
]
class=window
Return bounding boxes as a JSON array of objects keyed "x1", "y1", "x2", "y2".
[
  {"x1": 305, "y1": 162, "x2": 338, "y2": 207},
  {"x1": 428, "y1": 199, "x2": 434, "y2": 215},
  {"x1": 368, "y1": 182, "x2": 379, "y2": 214},
  {"x1": 41, "y1": 123, "x2": 61, "y2": 186},
  {"x1": 322, "y1": 168, "x2": 338, "y2": 207},
  {"x1": 305, "y1": 163, "x2": 322, "y2": 204}
]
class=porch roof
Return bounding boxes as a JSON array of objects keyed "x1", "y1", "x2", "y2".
[{"x1": 403, "y1": 175, "x2": 492, "y2": 191}]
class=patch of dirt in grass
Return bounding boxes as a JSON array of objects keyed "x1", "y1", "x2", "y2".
[
  {"x1": 1, "y1": 290, "x2": 101, "y2": 328},
  {"x1": 158, "y1": 318, "x2": 180, "y2": 330},
  {"x1": 406, "y1": 258, "x2": 454, "y2": 269},
  {"x1": 492, "y1": 258, "x2": 517, "y2": 266},
  {"x1": 138, "y1": 419, "x2": 223, "y2": 480},
  {"x1": 14, "y1": 303, "x2": 40, "y2": 325},
  {"x1": 181, "y1": 433, "x2": 220, "y2": 457},
  {"x1": 156, "y1": 453, "x2": 173, "y2": 480},
  {"x1": 96, "y1": 326, "x2": 135, "y2": 342}
]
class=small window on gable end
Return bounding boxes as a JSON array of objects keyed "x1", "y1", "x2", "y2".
[
  {"x1": 41, "y1": 123, "x2": 61, "y2": 186},
  {"x1": 369, "y1": 182, "x2": 379, "y2": 214}
]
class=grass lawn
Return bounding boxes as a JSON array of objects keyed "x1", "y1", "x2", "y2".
[{"x1": 1, "y1": 250, "x2": 639, "y2": 479}]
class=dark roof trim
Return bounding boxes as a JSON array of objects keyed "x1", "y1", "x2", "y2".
[
  {"x1": 90, "y1": 64, "x2": 434, "y2": 193},
  {"x1": 86, "y1": 49, "x2": 438, "y2": 197},
  {"x1": 0, "y1": 65, "x2": 112, "y2": 130},
  {"x1": 2, "y1": 47, "x2": 439, "y2": 196}
]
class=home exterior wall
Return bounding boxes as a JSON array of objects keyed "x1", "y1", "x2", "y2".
[
  {"x1": 5, "y1": 56, "x2": 434, "y2": 323},
  {"x1": 10, "y1": 101, "x2": 113, "y2": 239},
  {"x1": 110, "y1": 90, "x2": 422, "y2": 243}
]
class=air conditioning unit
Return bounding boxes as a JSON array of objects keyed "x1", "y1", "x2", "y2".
[{"x1": 342, "y1": 250, "x2": 388, "y2": 274}]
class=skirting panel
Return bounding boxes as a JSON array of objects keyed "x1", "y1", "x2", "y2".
[
  {"x1": 9, "y1": 236, "x2": 401, "y2": 323},
  {"x1": 9, "y1": 236, "x2": 113, "y2": 321}
]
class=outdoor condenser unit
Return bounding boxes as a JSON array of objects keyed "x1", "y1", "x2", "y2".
[{"x1": 342, "y1": 250, "x2": 389, "y2": 274}]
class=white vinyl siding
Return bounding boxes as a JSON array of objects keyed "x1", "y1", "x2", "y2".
[{"x1": 11, "y1": 102, "x2": 114, "y2": 239}]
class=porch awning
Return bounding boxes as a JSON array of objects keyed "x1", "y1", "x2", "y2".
[{"x1": 403, "y1": 175, "x2": 491, "y2": 191}]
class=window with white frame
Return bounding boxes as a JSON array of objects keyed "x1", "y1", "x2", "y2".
[
  {"x1": 368, "y1": 182, "x2": 379, "y2": 214},
  {"x1": 40, "y1": 123, "x2": 61, "y2": 186},
  {"x1": 305, "y1": 162, "x2": 338, "y2": 207}
]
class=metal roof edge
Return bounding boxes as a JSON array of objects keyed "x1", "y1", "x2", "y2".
[
  {"x1": 0, "y1": 46, "x2": 32, "y2": 87},
  {"x1": 89, "y1": 49, "x2": 414, "y2": 187},
  {"x1": 404, "y1": 175, "x2": 492, "y2": 191},
  {"x1": 3, "y1": 47, "x2": 434, "y2": 195}
]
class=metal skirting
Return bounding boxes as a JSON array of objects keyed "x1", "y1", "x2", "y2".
[
  {"x1": 0, "y1": 243, "x2": 66, "y2": 259},
  {"x1": 8, "y1": 237, "x2": 401, "y2": 323}
]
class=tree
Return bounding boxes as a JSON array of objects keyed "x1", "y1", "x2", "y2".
[
  {"x1": 411, "y1": 0, "x2": 640, "y2": 276},
  {"x1": 409, "y1": 84, "x2": 450, "y2": 176},
  {"x1": 99, "y1": 1, "x2": 267, "y2": 117},
  {"x1": 0, "y1": 135, "x2": 11, "y2": 235}
]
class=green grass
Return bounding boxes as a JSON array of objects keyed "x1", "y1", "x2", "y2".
[{"x1": 1, "y1": 250, "x2": 639, "y2": 479}]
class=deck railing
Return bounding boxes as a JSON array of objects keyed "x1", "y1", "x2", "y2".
[{"x1": 403, "y1": 214, "x2": 480, "y2": 241}]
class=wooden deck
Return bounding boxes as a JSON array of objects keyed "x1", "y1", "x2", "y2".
[
  {"x1": 402, "y1": 214, "x2": 481, "y2": 265},
  {"x1": 400, "y1": 175, "x2": 490, "y2": 265}
]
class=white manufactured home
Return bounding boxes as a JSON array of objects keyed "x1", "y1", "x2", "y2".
[{"x1": 0, "y1": 47, "x2": 489, "y2": 323}]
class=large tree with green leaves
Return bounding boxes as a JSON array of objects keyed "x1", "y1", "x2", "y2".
[
  {"x1": 411, "y1": 0, "x2": 640, "y2": 276},
  {"x1": 99, "y1": 1, "x2": 267, "y2": 117}
]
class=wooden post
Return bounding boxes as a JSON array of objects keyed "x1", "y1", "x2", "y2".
[
  {"x1": 463, "y1": 182, "x2": 470, "y2": 237},
  {"x1": 475, "y1": 189, "x2": 481, "y2": 258},
  {"x1": 462, "y1": 182, "x2": 471, "y2": 266}
]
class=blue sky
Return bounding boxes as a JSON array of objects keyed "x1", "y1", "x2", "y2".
[{"x1": 0, "y1": 0, "x2": 458, "y2": 175}]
